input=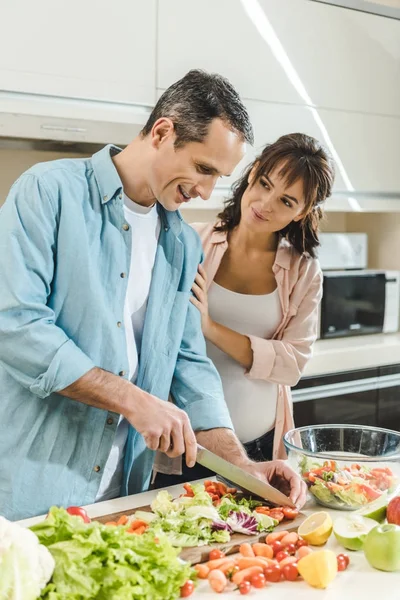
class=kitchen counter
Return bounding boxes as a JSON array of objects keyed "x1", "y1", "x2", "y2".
[
  {"x1": 303, "y1": 332, "x2": 400, "y2": 377},
  {"x1": 18, "y1": 480, "x2": 400, "y2": 599}
]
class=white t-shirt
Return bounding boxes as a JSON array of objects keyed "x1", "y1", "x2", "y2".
[
  {"x1": 95, "y1": 195, "x2": 160, "y2": 501},
  {"x1": 206, "y1": 283, "x2": 282, "y2": 444}
]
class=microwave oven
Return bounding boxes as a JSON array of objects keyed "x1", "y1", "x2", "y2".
[{"x1": 318, "y1": 270, "x2": 400, "y2": 339}]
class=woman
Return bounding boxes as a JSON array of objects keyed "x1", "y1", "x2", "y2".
[{"x1": 153, "y1": 132, "x2": 335, "y2": 487}]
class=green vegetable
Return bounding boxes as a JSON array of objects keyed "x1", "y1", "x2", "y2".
[
  {"x1": 254, "y1": 513, "x2": 278, "y2": 532},
  {"x1": 31, "y1": 507, "x2": 194, "y2": 600}
]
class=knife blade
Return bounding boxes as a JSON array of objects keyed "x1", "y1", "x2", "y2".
[{"x1": 196, "y1": 444, "x2": 295, "y2": 508}]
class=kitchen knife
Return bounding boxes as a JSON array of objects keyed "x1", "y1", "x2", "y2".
[{"x1": 196, "y1": 444, "x2": 296, "y2": 508}]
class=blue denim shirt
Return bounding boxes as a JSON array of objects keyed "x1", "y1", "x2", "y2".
[{"x1": 0, "y1": 145, "x2": 232, "y2": 521}]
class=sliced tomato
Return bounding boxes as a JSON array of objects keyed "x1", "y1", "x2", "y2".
[
  {"x1": 269, "y1": 510, "x2": 284, "y2": 522},
  {"x1": 282, "y1": 507, "x2": 299, "y2": 520},
  {"x1": 357, "y1": 483, "x2": 382, "y2": 501},
  {"x1": 66, "y1": 506, "x2": 90, "y2": 523}
]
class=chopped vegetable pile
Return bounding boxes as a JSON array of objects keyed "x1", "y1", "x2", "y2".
[
  {"x1": 134, "y1": 480, "x2": 298, "y2": 547},
  {"x1": 300, "y1": 458, "x2": 397, "y2": 508}
]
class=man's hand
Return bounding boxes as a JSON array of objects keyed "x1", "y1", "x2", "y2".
[
  {"x1": 125, "y1": 388, "x2": 198, "y2": 467},
  {"x1": 60, "y1": 367, "x2": 197, "y2": 468},
  {"x1": 196, "y1": 429, "x2": 307, "y2": 508},
  {"x1": 246, "y1": 460, "x2": 308, "y2": 508}
]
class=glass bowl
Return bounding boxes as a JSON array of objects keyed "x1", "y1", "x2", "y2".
[{"x1": 283, "y1": 424, "x2": 400, "y2": 510}]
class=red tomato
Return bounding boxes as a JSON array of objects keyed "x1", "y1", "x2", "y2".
[
  {"x1": 282, "y1": 563, "x2": 299, "y2": 581},
  {"x1": 276, "y1": 550, "x2": 290, "y2": 562},
  {"x1": 250, "y1": 573, "x2": 266, "y2": 589},
  {"x1": 180, "y1": 580, "x2": 194, "y2": 597},
  {"x1": 296, "y1": 538, "x2": 309, "y2": 548},
  {"x1": 239, "y1": 581, "x2": 251, "y2": 595},
  {"x1": 337, "y1": 553, "x2": 350, "y2": 568},
  {"x1": 269, "y1": 510, "x2": 285, "y2": 522},
  {"x1": 271, "y1": 540, "x2": 283, "y2": 556},
  {"x1": 337, "y1": 558, "x2": 347, "y2": 572},
  {"x1": 66, "y1": 506, "x2": 90, "y2": 523},
  {"x1": 264, "y1": 565, "x2": 282, "y2": 583},
  {"x1": 282, "y1": 507, "x2": 299, "y2": 520},
  {"x1": 286, "y1": 543, "x2": 297, "y2": 555},
  {"x1": 208, "y1": 549, "x2": 225, "y2": 561}
]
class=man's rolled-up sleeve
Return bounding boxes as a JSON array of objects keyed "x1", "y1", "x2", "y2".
[{"x1": 0, "y1": 173, "x2": 95, "y2": 397}]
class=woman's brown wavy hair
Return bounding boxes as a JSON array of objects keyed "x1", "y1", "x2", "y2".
[{"x1": 215, "y1": 133, "x2": 335, "y2": 258}]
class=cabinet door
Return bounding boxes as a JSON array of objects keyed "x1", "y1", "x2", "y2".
[
  {"x1": 0, "y1": 0, "x2": 156, "y2": 105},
  {"x1": 378, "y1": 365, "x2": 400, "y2": 432},
  {"x1": 157, "y1": 0, "x2": 400, "y2": 116}
]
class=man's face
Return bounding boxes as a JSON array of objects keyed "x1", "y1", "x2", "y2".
[{"x1": 149, "y1": 118, "x2": 246, "y2": 211}]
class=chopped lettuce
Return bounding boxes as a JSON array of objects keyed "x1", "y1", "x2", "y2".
[
  {"x1": 31, "y1": 507, "x2": 194, "y2": 600},
  {"x1": 254, "y1": 513, "x2": 277, "y2": 532}
]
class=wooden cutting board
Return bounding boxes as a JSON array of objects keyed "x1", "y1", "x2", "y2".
[{"x1": 95, "y1": 504, "x2": 306, "y2": 565}]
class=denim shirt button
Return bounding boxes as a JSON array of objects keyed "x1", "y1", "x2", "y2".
[
  {"x1": 117, "y1": 321, "x2": 122, "y2": 327},
  {"x1": 94, "y1": 465, "x2": 101, "y2": 472},
  {"x1": 120, "y1": 272, "x2": 126, "y2": 278},
  {"x1": 122, "y1": 223, "x2": 130, "y2": 231},
  {"x1": 119, "y1": 370, "x2": 126, "y2": 377},
  {"x1": 107, "y1": 417, "x2": 114, "y2": 425}
]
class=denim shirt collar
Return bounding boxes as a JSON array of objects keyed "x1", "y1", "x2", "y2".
[
  {"x1": 92, "y1": 144, "x2": 183, "y2": 236},
  {"x1": 92, "y1": 144, "x2": 124, "y2": 204}
]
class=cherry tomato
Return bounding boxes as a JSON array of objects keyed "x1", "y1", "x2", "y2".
[
  {"x1": 271, "y1": 540, "x2": 283, "y2": 556},
  {"x1": 337, "y1": 558, "x2": 347, "y2": 571},
  {"x1": 282, "y1": 563, "x2": 299, "y2": 581},
  {"x1": 276, "y1": 550, "x2": 290, "y2": 562},
  {"x1": 337, "y1": 553, "x2": 350, "y2": 568},
  {"x1": 66, "y1": 506, "x2": 91, "y2": 523},
  {"x1": 264, "y1": 564, "x2": 282, "y2": 583},
  {"x1": 296, "y1": 538, "x2": 309, "y2": 548},
  {"x1": 282, "y1": 507, "x2": 299, "y2": 520},
  {"x1": 239, "y1": 581, "x2": 251, "y2": 595},
  {"x1": 209, "y1": 549, "x2": 225, "y2": 561},
  {"x1": 250, "y1": 573, "x2": 266, "y2": 589},
  {"x1": 286, "y1": 543, "x2": 297, "y2": 555},
  {"x1": 180, "y1": 580, "x2": 194, "y2": 597}
]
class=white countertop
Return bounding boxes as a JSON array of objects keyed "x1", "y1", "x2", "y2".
[
  {"x1": 19, "y1": 480, "x2": 400, "y2": 599},
  {"x1": 303, "y1": 332, "x2": 400, "y2": 377}
]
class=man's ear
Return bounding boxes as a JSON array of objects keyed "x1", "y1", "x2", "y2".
[{"x1": 151, "y1": 118, "x2": 175, "y2": 149}]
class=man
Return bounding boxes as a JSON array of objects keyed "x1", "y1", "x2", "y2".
[{"x1": 0, "y1": 70, "x2": 306, "y2": 520}]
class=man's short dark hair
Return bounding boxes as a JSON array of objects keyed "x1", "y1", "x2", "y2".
[{"x1": 141, "y1": 69, "x2": 254, "y2": 148}]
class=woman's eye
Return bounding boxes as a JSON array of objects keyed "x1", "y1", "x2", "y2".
[
  {"x1": 260, "y1": 180, "x2": 270, "y2": 190},
  {"x1": 282, "y1": 198, "x2": 292, "y2": 208}
]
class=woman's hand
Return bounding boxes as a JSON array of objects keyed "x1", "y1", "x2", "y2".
[{"x1": 190, "y1": 264, "x2": 214, "y2": 338}]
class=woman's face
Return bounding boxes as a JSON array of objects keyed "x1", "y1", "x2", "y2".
[{"x1": 241, "y1": 163, "x2": 307, "y2": 233}]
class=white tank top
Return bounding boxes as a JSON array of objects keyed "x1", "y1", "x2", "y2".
[{"x1": 206, "y1": 282, "x2": 282, "y2": 444}]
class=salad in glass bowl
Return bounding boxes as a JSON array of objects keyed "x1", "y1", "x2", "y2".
[{"x1": 284, "y1": 424, "x2": 400, "y2": 510}]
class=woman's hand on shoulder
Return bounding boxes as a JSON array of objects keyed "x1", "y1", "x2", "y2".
[{"x1": 190, "y1": 264, "x2": 214, "y2": 338}]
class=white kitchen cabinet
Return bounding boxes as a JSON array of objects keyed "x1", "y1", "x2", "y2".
[
  {"x1": 157, "y1": 0, "x2": 400, "y2": 116},
  {"x1": 0, "y1": 0, "x2": 156, "y2": 105},
  {"x1": 182, "y1": 98, "x2": 400, "y2": 210}
]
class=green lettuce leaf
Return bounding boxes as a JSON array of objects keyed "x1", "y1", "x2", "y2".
[{"x1": 30, "y1": 507, "x2": 194, "y2": 600}]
